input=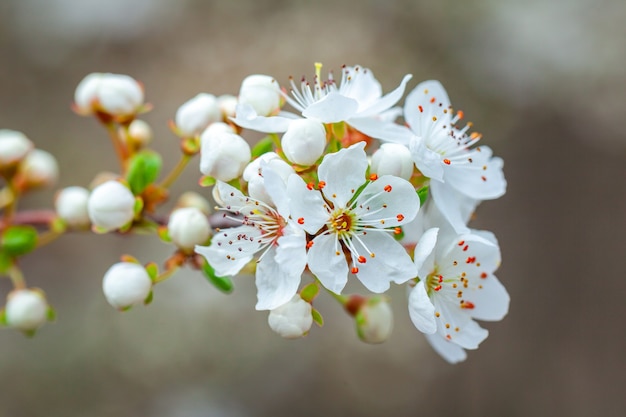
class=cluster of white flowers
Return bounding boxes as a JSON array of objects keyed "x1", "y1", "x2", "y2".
[{"x1": 0, "y1": 64, "x2": 508, "y2": 363}]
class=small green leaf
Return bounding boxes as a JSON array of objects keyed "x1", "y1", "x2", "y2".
[
  {"x1": 144, "y1": 290, "x2": 154, "y2": 305},
  {"x1": 47, "y1": 306, "x2": 56, "y2": 322},
  {"x1": 145, "y1": 262, "x2": 159, "y2": 281},
  {"x1": 126, "y1": 150, "x2": 163, "y2": 195},
  {"x1": 157, "y1": 226, "x2": 171, "y2": 242},
  {"x1": 251, "y1": 135, "x2": 275, "y2": 158},
  {"x1": 0, "y1": 251, "x2": 12, "y2": 274},
  {"x1": 1, "y1": 225, "x2": 38, "y2": 257},
  {"x1": 311, "y1": 308, "x2": 324, "y2": 327},
  {"x1": 300, "y1": 282, "x2": 319, "y2": 303},
  {"x1": 199, "y1": 175, "x2": 216, "y2": 187},
  {"x1": 201, "y1": 260, "x2": 234, "y2": 293},
  {"x1": 0, "y1": 309, "x2": 7, "y2": 326},
  {"x1": 417, "y1": 186, "x2": 429, "y2": 206}
]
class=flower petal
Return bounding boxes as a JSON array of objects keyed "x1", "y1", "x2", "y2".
[
  {"x1": 301, "y1": 92, "x2": 359, "y2": 123},
  {"x1": 307, "y1": 234, "x2": 348, "y2": 294},
  {"x1": 409, "y1": 135, "x2": 444, "y2": 181},
  {"x1": 354, "y1": 174, "x2": 420, "y2": 228},
  {"x1": 353, "y1": 232, "x2": 417, "y2": 289},
  {"x1": 347, "y1": 117, "x2": 413, "y2": 144},
  {"x1": 413, "y1": 227, "x2": 438, "y2": 278},
  {"x1": 434, "y1": 298, "x2": 489, "y2": 349},
  {"x1": 195, "y1": 225, "x2": 261, "y2": 276},
  {"x1": 425, "y1": 333, "x2": 468, "y2": 364},
  {"x1": 215, "y1": 181, "x2": 252, "y2": 213},
  {"x1": 404, "y1": 80, "x2": 452, "y2": 137},
  {"x1": 286, "y1": 174, "x2": 329, "y2": 235},
  {"x1": 465, "y1": 274, "x2": 510, "y2": 321},
  {"x1": 429, "y1": 180, "x2": 474, "y2": 234},
  {"x1": 357, "y1": 74, "x2": 413, "y2": 118},
  {"x1": 231, "y1": 103, "x2": 293, "y2": 133},
  {"x1": 318, "y1": 142, "x2": 368, "y2": 208},
  {"x1": 408, "y1": 282, "x2": 437, "y2": 334},
  {"x1": 443, "y1": 147, "x2": 507, "y2": 200}
]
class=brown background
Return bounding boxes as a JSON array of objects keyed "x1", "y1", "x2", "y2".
[{"x1": 1, "y1": 1, "x2": 625, "y2": 416}]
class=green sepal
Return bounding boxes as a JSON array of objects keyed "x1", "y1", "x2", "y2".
[
  {"x1": 145, "y1": 262, "x2": 159, "y2": 281},
  {"x1": 144, "y1": 290, "x2": 154, "y2": 305},
  {"x1": 199, "y1": 175, "x2": 216, "y2": 188},
  {"x1": 251, "y1": 135, "x2": 275, "y2": 158},
  {"x1": 157, "y1": 226, "x2": 171, "y2": 243},
  {"x1": 1, "y1": 225, "x2": 38, "y2": 257},
  {"x1": 0, "y1": 251, "x2": 11, "y2": 274},
  {"x1": 47, "y1": 306, "x2": 56, "y2": 322},
  {"x1": 201, "y1": 260, "x2": 234, "y2": 294},
  {"x1": 0, "y1": 309, "x2": 7, "y2": 326},
  {"x1": 417, "y1": 186, "x2": 429, "y2": 206},
  {"x1": 300, "y1": 282, "x2": 319, "y2": 303},
  {"x1": 311, "y1": 308, "x2": 324, "y2": 327},
  {"x1": 181, "y1": 137, "x2": 200, "y2": 155},
  {"x1": 120, "y1": 254, "x2": 140, "y2": 264},
  {"x1": 331, "y1": 122, "x2": 345, "y2": 143},
  {"x1": 126, "y1": 149, "x2": 163, "y2": 195}
]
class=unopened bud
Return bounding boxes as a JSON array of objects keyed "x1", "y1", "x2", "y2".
[
  {"x1": 102, "y1": 262, "x2": 152, "y2": 310},
  {"x1": 0, "y1": 129, "x2": 33, "y2": 167},
  {"x1": 168, "y1": 207, "x2": 211, "y2": 251},
  {"x1": 281, "y1": 119, "x2": 326, "y2": 166},
  {"x1": 87, "y1": 180, "x2": 136, "y2": 231},
  {"x1": 238, "y1": 75, "x2": 281, "y2": 117},
  {"x1": 355, "y1": 297, "x2": 393, "y2": 344},
  {"x1": 243, "y1": 152, "x2": 294, "y2": 203},
  {"x1": 371, "y1": 143, "x2": 413, "y2": 180},
  {"x1": 74, "y1": 72, "x2": 144, "y2": 117},
  {"x1": 5, "y1": 289, "x2": 49, "y2": 332},
  {"x1": 203, "y1": 122, "x2": 235, "y2": 137},
  {"x1": 199, "y1": 130, "x2": 251, "y2": 182},
  {"x1": 18, "y1": 149, "x2": 59, "y2": 188},
  {"x1": 175, "y1": 191, "x2": 211, "y2": 215},
  {"x1": 175, "y1": 93, "x2": 221, "y2": 137},
  {"x1": 55, "y1": 186, "x2": 90, "y2": 227},
  {"x1": 217, "y1": 94, "x2": 238, "y2": 119},
  {"x1": 126, "y1": 119, "x2": 153, "y2": 147},
  {"x1": 267, "y1": 295, "x2": 313, "y2": 339}
]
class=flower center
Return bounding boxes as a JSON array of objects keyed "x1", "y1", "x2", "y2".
[
  {"x1": 329, "y1": 209, "x2": 356, "y2": 236},
  {"x1": 425, "y1": 270, "x2": 444, "y2": 295}
]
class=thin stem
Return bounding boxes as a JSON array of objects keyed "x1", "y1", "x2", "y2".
[
  {"x1": 320, "y1": 278, "x2": 348, "y2": 305},
  {"x1": 104, "y1": 122, "x2": 128, "y2": 173},
  {"x1": 36, "y1": 229, "x2": 63, "y2": 248},
  {"x1": 1, "y1": 182, "x2": 19, "y2": 224},
  {"x1": 158, "y1": 153, "x2": 191, "y2": 189},
  {"x1": 153, "y1": 265, "x2": 180, "y2": 284},
  {"x1": 8, "y1": 264, "x2": 26, "y2": 290}
]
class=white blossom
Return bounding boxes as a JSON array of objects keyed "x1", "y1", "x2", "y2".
[
  {"x1": 19, "y1": 149, "x2": 59, "y2": 187},
  {"x1": 199, "y1": 130, "x2": 251, "y2": 182},
  {"x1": 87, "y1": 180, "x2": 136, "y2": 231},
  {"x1": 102, "y1": 262, "x2": 152, "y2": 310},
  {"x1": 281, "y1": 119, "x2": 326, "y2": 166},
  {"x1": 175, "y1": 93, "x2": 221, "y2": 137},
  {"x1": 74, "y1": 72, "x2": 144, "y2": 117},
  {"x1": 55, "y1": 186, "x2": 91, "y2": 227},
  {"x1": 242, "y1": 152, "x2": 295, "y2": 204},
  {"x1": 238, "y1": 74, "x2": 281, "y2": 117},
  {"x1": 5, "y1": 289, "x2": 48, "y2": 332},
  {"x1": 167, "y1": 207, "x2": 211, "y2": 251},
  {"x1": 267, "y1": 295, "x2": 313, "y2": 339}
]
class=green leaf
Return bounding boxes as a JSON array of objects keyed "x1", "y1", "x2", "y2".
[
  {"x1": 126, "y1": 150, "x2": 163, "y2": 195},
  {"x1": 311, "y1": 308, "x2": 324, "y2": 327},
  {"x1": 144, "y1": 290, "x2": 154, "y2": 305},
  {"x1": 300, "y1": 282, "x2": 319, "y2": 303},
  {"x1": 251, "y1": 135, "x2": 275, "y2": 158},
  {"x1": 1, "y1": 225, "x2": 38, "y2": 257},
  {"x1": 417, "y1": 186, "x2": 429, "y2": 206},
  {"x1": 201, "y1": 260, "x2": 234, "y2": 293},
  {"x1": 0, "y1": 251, "x2": 12, "y2": 274},
  {"x1": 47, "y1": 306, "x2": 57, "y2": 322},
  {"x1": 0, "y1": 309, "x2": 7, "y2": 326},
  {"x1": 145, "y1": 262, "x2": 159, "y2": 281},
  {"x1": 199, "y1": 175, "x2": 216, "y2": 187}
]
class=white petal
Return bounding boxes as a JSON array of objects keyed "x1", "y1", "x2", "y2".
[
  {"x1": 434, "y1": 299, "x2": 488, "y2": 349},
  {"x1": 409, "y1": 136, "x2": 444, "y2": 181},
  {"x1": 466, "y1": 274, "x2": 510, "y2": 321},
  {"x1": 215, "y1": 181, "x2": 250, "y2": 213},
  {"x1": 429, "y1": 180, "x2": 473, "y2": 234},
  {"x1": 357, "y1": 74, "x2": 412, "y2": 118},
  {"x1": 340, "y1": 66, "x2": 383, "y2": 107},
  {"x1": 318, "y1": 142, "x2": 368, "y2": 208},
  {"x1": 286, "y1": 175, "x2": 329, "y2": 235},
  {"x1": 404, "y1": 80, "x2": 452, "y2": 137},
  {"x1": 439, "y1": 232, "x2": 501, "y2": 276},
  {"x1": 353, "y1": 232, "x2": 417, "y2": 289},
  {"x1": 413, "y1": 227, "x2": 438, "y2": 278},
  {"x1": 347, "y1": 117, "x2": 412, "y2": 144},
  {"x1": 301, "y1": 92, "x2": 359, "y2": 123},
  {"x1": 195, "y1": 225, "x2": 260, "y2": 276},
  {"x1": 425, "y1": 333, "x2": 468, "y2": 364},
  {"x1": 443, "y1": 147, "x2": 507, "y2": 200},
  {"x1": 408, "y1": 282, "x2": 437, "y2": 334},
  {"x1": 231, "y1": 103, "x2": 293, "y2": 133},
  {"x1": 262, "y1": 163, "x2": 290, "y2": 217},
  {"x1": 307, "y1": 234, "x2": 348, "y2": 294},
  {"x1": 255, "y1": 242, "x2": 303, "y2": 311},
  {"x1": 354, "y1": 174, "x2": 420, "y2": 228}
]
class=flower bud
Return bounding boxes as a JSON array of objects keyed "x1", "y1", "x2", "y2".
[
  {"x1": 267, "y1": 295, "x2": 313, "y2": 339},
  {"x1": 199, "y1": 130, "x2": 251, "y2": 182},
  {"x1": 167, "y1": 207, "x2": 211, "y2": 251},
  {"x1": 5, "y1": 289, "x2": 49, "y2": 332},
  {"x1": 55, "y1": 186, "x2": 90, "y2": 227},
  {"x1": 18, "y1": 149, "x2": 59, "y2": 188},
  {"x1": 281, "y1": 119, "x2": 326, "y2": 166},
  {"x1": 203, "y1": 121, "x2": 235, "y2": 137},
  {"x1": 74, "y1": 72, "x2": 144, "y2": 117},
  {"x1": 217, "y1": 94, "x2": 238, "y2": 119},
  {"x1": 102, "y1": 262, "x2": 152, "y2": 310},
  {"x1": 370, "y1": 143, "x2": 413, "y2": 181},
  {"x1": 0, "y1": 129, "x2": 33, "y2": 167},
  {"x1": 355, "y1": 297, "x2": 393, "y2": 344},
  {"x1": 243, "y1": 152, "x2": 294, "y2": 203},
  {"x1": 175, "y1": 93, "x2": 221, "y2": 137},
  {"x1": 175, "y1": 191, "x2": 211, "y2": 215},
  {"x1": 238, "y1": 74, "x2": 281, "y2": 117},
  {"x1": 126, "y1": 119, "x2": 153, "y2": 147},
  {"x1": 87, "y1": 180, "x2": 136, "y2": 231}
]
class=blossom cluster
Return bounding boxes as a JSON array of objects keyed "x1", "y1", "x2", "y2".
[{"x1": 0, "y1": 64, "x2": 509, "y2": 364}]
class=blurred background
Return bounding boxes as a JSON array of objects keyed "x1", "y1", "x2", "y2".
[{"x1": 1, "y1": 0, "x2": 625, "y2": 416}]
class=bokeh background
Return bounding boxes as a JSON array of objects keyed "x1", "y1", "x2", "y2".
[{"x1": 1, "y1": 0, "x2": 625, "y2": 416}]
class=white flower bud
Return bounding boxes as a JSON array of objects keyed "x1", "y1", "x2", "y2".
[
  {"x1": 200, "y1": 130, "x2": 251, "y2": 182},
  {"x1": 281, "y1": 119, "x2": 326, "y2": 166},
  {"x1": 355, "y1": 298, "x2": 394, "y2": 344},
  {"x1": 371, "y1": 143, "x2": 413, "y2": 181},
  {"x1": 243, "y1": 152, "x2": 294, "y2": 203},
  {"x1": 268, "y1": 295, "x2": 313, "y2": 339},
  {"x1": 217, "y1": 94, "x2": 238, "y2": 119},
  {"x1": 5, "y1": 289, "x2": 48, "y2": 331},
  {"x1": 175, "y1": 191, "x2": 211, "y2": 215},
  {"x1": 87, "y1": 180, "x2": 136, "y2": 231},
  {"x1": 175, "y1": 93, "x2": 221, "y2": 137},
  {"x1": 167, "y1": 207, "x2": 211, "y2": 251},
  {"x1": 126, "y1": 119, "x2": 153, "y2": 147},
  {"x1": 102, "y1": 262, "x2": 152, "y2": 310},
  {"x1": 55, "y1": 186, "x2": 90, "y2": 227},
  {"x1": 0, "y1": 129, "x2": 33, "y2": 166},
  {"x1": 202, "y1": 121, "x2": 235, "y2": 137},
  {"x1": 74, "y1": 72, "x2": 144, "y2": 117},
  {"x1": 19, "y1": 149, "x2": 59, "y2": 187},
  {"x1": 238, "y1": 74, "x2": 281, "y2": 117}
]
